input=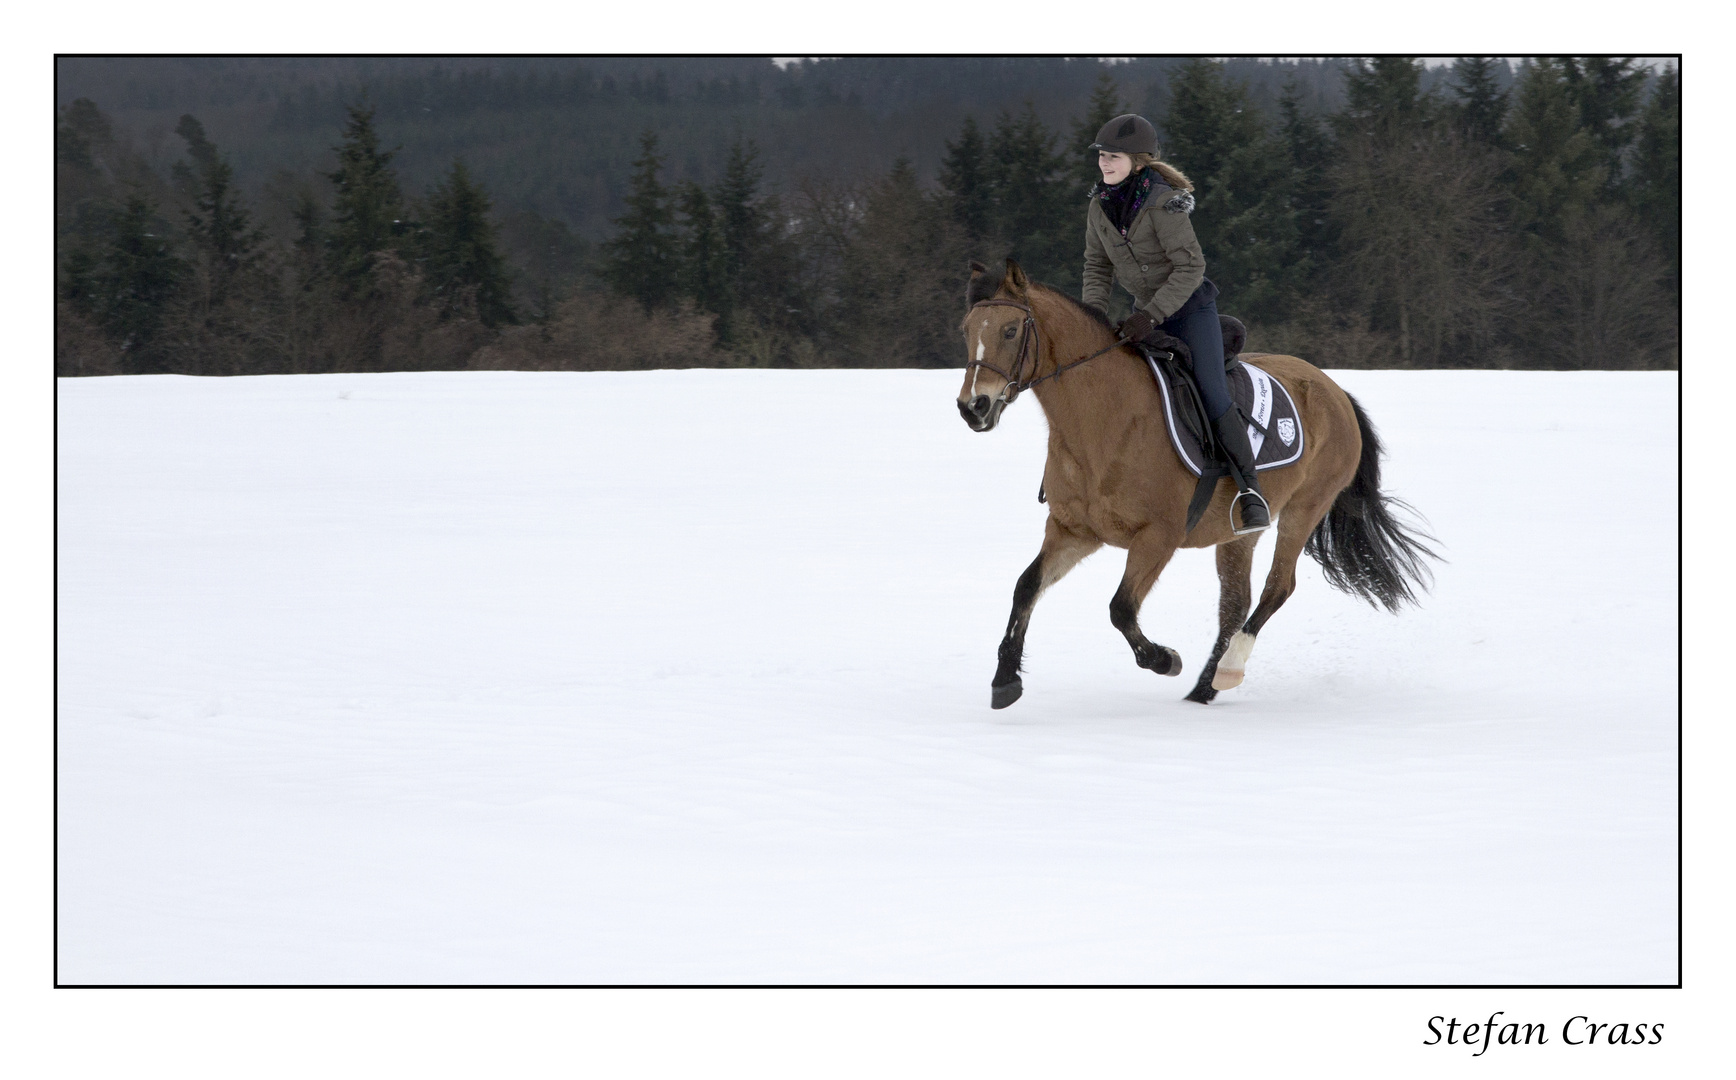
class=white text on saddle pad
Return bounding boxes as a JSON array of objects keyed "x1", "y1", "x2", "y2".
[{"x1": 1244, "y1": 364, "x2": 1275, "y2": 457}]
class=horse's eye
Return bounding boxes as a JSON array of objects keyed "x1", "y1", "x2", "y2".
[{"x1": 1002, "y1": 324, "x2": 1017, "y2": 339}]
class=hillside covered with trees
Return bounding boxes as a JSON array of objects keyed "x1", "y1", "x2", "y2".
[{"x1": 55, "y1": 56, "x2": 1678, "y2": 376}]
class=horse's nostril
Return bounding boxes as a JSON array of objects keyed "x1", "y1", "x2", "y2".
[{"x1": 969, "y1": 395, "x2": 991, "y2": 416}]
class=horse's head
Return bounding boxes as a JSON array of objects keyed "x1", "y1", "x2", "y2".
[{"x1": 957, "y1": 259, "x2": 1036, "y2": 432}]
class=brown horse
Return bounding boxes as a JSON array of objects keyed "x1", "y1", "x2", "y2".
[{"x1": 956, "y1": 259, "x2": 1436, "y2": 707}]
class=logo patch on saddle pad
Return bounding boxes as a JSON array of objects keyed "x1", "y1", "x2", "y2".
[{"x1": 1144, "y1": 355, "x2": 1306, "y2": 477}]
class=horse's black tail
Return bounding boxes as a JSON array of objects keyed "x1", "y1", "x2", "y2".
[{"x1": 1304, "y1": 392, "x2": 1440, "y2": 612}]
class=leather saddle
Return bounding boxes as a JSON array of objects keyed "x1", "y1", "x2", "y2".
[
  {"x1": 1142, "y1": 313, "x2": 1247, "y2": 370},
  {"x1": 1136, "y1": 314, "x2": 1249, "y2": 452}
]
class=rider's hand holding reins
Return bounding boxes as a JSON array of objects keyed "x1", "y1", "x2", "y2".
[{"x1": 1117, "y1": 310, "x2": 1155, "y2": 343}]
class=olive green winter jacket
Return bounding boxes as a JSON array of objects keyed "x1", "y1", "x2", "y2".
[{"x1": 1081, "y1": 180, "x2": 1208, "y2": 323}]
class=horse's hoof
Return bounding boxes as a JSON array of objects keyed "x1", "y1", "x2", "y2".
[
  {"x1": 1139, "y1": 645, "x2": 1183, "y2": 676},
  {"x1": 1210, "y1": 669, "x2": 1245, "y2": 691},
  {"x1": 1184, "y1": 684, "x2": 1217, "y2": 704},
  {"x1": 991, "y1": 679, "x2": 1023, "y2": 709}
]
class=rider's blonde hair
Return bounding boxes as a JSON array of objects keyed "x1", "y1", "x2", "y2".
[{"x1": 1130, "y1": 152, "x2": 1193, "y2": 193}]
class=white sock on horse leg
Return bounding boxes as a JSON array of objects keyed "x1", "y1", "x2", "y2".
[{"x1": 1212, "y1": 630, "x2": 1256, "y2": 690}]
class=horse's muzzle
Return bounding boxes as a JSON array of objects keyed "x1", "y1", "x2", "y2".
[{"x1": 958, "y1": 394, "x2": 1002, "y2": 432}]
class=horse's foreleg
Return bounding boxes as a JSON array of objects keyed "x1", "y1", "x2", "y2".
[
  {"x1": 1109, "y1": 527, "x2": 1184, "y2": 678},
  {"x1": 1187, "y1": 534, "x2": 1258, "y2": 703},
  {"x1": 1210, "y1": 504, "x2": 1323, "y2": 692},
  {"x1": 991, "y1": 519, "x2": 1100, "y2": 709}
]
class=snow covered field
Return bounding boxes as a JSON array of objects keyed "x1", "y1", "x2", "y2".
[{"x1": 55, "y1": 367, "x2": 1677, "y2": 985}]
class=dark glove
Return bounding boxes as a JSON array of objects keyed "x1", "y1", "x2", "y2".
[{"x1": 1117, "y1": 310, "x2": 1156, "y2": 342}]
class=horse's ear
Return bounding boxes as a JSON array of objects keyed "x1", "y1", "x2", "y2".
[
  {"x1": 1002, "y1": 258, "x2": 1030, "y2": 300},
  {"x1": 966, "y1": 260, "x2": 998, "y2": 307}
]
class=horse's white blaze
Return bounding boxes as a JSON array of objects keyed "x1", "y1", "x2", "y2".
[
  {"x1": 969, "y1": 334, "x2": 985, "y2": 396},
  {"x1": 1211, "y1": 631, "x2": 1256, "y2": 691}
]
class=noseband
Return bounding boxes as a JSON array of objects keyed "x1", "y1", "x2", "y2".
[{"x1": 964, "y1": 299, "x2": 1130, "y2": 406}]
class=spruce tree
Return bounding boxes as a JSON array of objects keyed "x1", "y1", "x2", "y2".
[
  {"x1": 675, "y1": 180, "x2": 729, "y2": 324},
  {"x1": 1630, "y1": 63, "x2": 1680, "y2": 280},
  {"x1": 1558, "y1": 57, "x2": 1649, "y2": 189},
  {"x1": 173, "y1": 115, "x2": 263, "y2": 306},
  {"x1": 420, "y1": 159, "x2": 516, "y2": 326},
  {"x1": 275, "y1": 183, "x2": 332, "y2": 373},
  {"x1": 57, "y1": 98, "x2": 119, "y2": 295},
  {"x1": 988, "y1": 102, "x2": 1074, "y2": 290},
  {"x1": 1163, "y1": 59, "x2": 1263, "y2": 193},
  {"x1": 87, "y1": 194, "x2": 186, "y2": 371},
  {"x1": 715, "y1": 138, "x2": 770, "y2": 300},
  {"x1": 56, "y1": 98, "x2": 110, "y2": 171},
  {"x1": 1278, "y1": 75, "x2": 1334, "y2": 261},
  {"x1": 598, "y1": 130, "x2": 679, "y2": 313},
  {"x1": 1337, "y1": 57, "x2": 1435, "y2": 141},
  {"x1": 1504, "y1": 58, "x2": 1604, "y2": 244},
  {"x1": 937, "y1": 116, "x2": 992, "y2": 242},
  {"x1": 1448, "y1": 57, "x2": 1512, "y2": 147},
  {"x1": 1163, "y1": 60, "x2": 1306, "y2": 326},
  {"x1": 1070, "y1": 70, "x2": 1126, "y2": 189},
  {"x1": 711, "y1": 137, "x2": 806, "y2": 353},
  {"x1": 325, "y1": 103, "x2": 406, "y2": 296},
  {"x1": 1211, "y1": 141, "x2": 1309, "y2": 326},
  {"x1": 1499, "y1": 59, "x2": 1668, "y2": 369}
]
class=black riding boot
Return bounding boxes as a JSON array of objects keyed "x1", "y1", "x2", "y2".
[{"x1": 1211, "y1": 410, "x2": 1272, "y2": 535}]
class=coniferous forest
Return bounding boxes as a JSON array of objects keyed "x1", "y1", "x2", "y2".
[{"x1": 55, "y1": 56, "x2": 1679, "y2": 376}]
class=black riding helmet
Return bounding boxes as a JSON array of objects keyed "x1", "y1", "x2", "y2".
[{"x1": 1088, "y1": 113, "x2": 1160, "y2": 157}]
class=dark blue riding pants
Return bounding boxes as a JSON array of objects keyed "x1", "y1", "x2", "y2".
[{"x1": 1162, "y1": 301, "x2": 1230, "y2": 420}]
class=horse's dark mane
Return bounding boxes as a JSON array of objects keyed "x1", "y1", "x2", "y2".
[
  {"x1": 965, "y1": 261, "x2": 1117, "y2": 337},
  {"x1": 1035, "y1": 283, "x2": 1117, "y2": 334}
]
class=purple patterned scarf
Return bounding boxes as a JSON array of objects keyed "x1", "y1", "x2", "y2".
[{"x1": 1092, "y1": 167, "x2": 1159, "y2": 235}]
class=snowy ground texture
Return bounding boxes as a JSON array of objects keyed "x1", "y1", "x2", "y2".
[{"x1": 57, "y1": 368, "x2": 1678, "y2": 986}]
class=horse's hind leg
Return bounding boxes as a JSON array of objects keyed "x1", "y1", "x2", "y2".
[
  {"x1": 991, "y1": 518, "x2": 1101, "y2": 709},
  {"x1": 1209, "y1": 497, "x2": 1327, "y2": 692},
  {"x1": 1186, "y1": 534, "x2": 1258, "y2": 703},
  {"x1": 1109, "y1": 526, "x2": 1186, "y2": 678}
]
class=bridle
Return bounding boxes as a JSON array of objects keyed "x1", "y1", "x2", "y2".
[{"x1": 963, "y1": 298, "x2": 1130, "y2": 407}]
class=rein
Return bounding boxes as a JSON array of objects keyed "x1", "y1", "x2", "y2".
[{"x1": 963, "y1": 299, "x2": 1131, "y2": 405}]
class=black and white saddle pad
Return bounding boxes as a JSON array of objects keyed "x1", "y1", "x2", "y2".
[{"x1": 1146, "y1": 353, "x2": 1305, "y2": 476}]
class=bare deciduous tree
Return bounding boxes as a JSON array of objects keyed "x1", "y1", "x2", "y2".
[{"x1": 1331, "y1": 127, "x2": 1517, "y2": 367}]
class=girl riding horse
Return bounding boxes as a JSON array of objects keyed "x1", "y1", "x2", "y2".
[
  {"x1": 956, "y1": 258, "x2": 1437, "y2": 707},
  {"x1": 1083, "y1": 113, "x2": 1270, "y2": 535}
]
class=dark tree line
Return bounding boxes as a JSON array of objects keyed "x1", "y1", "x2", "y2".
[
  {"x1": 58, "y1": 100, "x2": 525, "y2": 375},
  {"x1": 587, "y1": 57, "x2": 1677, "y2": 370},
  {"x1": 56, "y1": 56, "x2": 1373, "y2": 239},
  {"x1": 57, "y1": 57, "x2": 1678, "y2": 377}
]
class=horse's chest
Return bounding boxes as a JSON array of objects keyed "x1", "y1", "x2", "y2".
[{"x1": 1045, "y1": 441, "x2": 1145, "y2": 546}]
